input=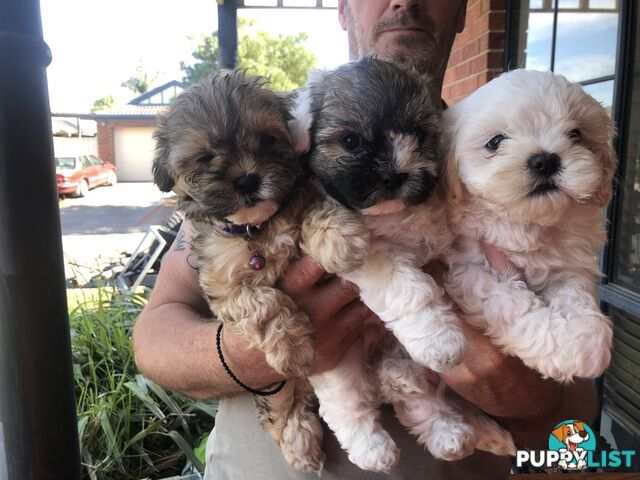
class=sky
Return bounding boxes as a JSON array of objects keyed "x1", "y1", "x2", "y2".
[{"x1": 40, "y1": 0, "x2": 349, "y2": 113}]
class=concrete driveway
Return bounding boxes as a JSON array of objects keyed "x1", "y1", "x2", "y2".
[{"x1": 59, "y1": 182, "x2": 177, "y2": 285}]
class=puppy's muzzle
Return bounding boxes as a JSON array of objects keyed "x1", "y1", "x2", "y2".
[{"x1": 528, "y1": 152, "x2": 560, "y2": 178}]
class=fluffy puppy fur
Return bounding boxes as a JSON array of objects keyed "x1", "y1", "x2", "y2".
[
  {"x1": 443, "y1": 69, "x2": 616, "y2": 382},
  {"x1": 292, "y1": 58, "x2": 514, "y2": 472},
  {"x1": 152, "y1": 71, "x2": 324, "y2": 473}
]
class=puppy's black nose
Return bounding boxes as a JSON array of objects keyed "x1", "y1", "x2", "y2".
[
  {"x1": 528, "y1": 152, "x2": 560, "y2": 177},
  {"x1": 579, "y1": 431, "x2": 588, "y2": 438},
  {"x1": 382, "y1": 172, "x2": 408, "y2": 191},
  {"x1": 234, "y1": 173, "x2": 261, "y2": 194}
]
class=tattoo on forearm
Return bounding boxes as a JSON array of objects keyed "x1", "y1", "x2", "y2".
[
  {"x1": 187, "y1": 253, "x2": 199, "y2": 271},
  {"x1": 174, "y1": 230, "x2": 187, "y2": 252}
]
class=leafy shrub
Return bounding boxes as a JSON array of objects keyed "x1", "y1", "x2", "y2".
[{"x1": 69, "y1": 288, "x2": 216, "y2": 480}]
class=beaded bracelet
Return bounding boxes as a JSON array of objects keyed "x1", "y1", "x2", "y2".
[{"x1": 216, "y1": 323, "x2": 286, "y2": 397}]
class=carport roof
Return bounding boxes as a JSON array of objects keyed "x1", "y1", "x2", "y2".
[{"x1": 91, "y1": 104, "x2": 168, "y2": 120}]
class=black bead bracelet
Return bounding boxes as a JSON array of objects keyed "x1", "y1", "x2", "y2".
[{"x1": 216, "y1": 323, "x2": 286, "y2": 397}]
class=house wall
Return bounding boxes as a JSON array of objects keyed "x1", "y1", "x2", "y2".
[
  {"x1": 443, "y1": 0, "x2": 507, "y2": 105},
  {"x1": 52, "y1": 136, "x2": 98, "y2": 158}
]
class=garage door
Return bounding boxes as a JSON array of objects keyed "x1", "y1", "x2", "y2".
[{"x1": 114, "y1": 127, "x2": 155, "y2": 182}]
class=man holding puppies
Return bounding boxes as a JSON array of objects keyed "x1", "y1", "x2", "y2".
[{"x1": 133, "y1": 1, "x2": 598, "y2": 478}]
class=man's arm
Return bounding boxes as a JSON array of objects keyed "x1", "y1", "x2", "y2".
[
  {"x1": 132, "y1": 220, "x2": 378, "y2": 400},
  {"x1": 441, "y1": 323, "x2": 598, "y2": 449}
]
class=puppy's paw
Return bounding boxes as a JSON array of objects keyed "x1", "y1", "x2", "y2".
[
  {"x1": 347, "y1": 430, "x2": 399, "y2": 473},
  {"x1": 520, "y1": 311, "x2": 612, "y2": 382},
  {"x1": 265, "y1": 310, "x2": 315, "y2": 377},
  {"x1": 302, "y1": 202, "x2": 370, "y2": 274},
  {"x1": 281, "y1": 405, "x2": 326, "y2": 474},
  {"x1": 427, "y1": 417, "x2": 476, "y2": 461},
  {"x1": 404, "y1": 318, "x2": 467, "y2": 372},
  {"x1": 378, "y1": 359, "x2": 425, "y2": 399}
]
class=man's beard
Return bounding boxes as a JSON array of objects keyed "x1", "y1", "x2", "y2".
[{"x1": 364, "y1": 10, "x2": 441, "y2": 75}]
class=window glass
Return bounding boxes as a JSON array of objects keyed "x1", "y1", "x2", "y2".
[
  {"x1": 558, "y1": 0, "x2": 580, "y2": 8},
  {"x1": 88, "y1": 155, "x2": 102, "y2": 166},
  {"x1": 582, "y1": 79, "x2": 615, "y2": 113},
  {"x1": 554, "y1": 11, "x2": 619, "y2": 83},
  {"x1": 590, "y1": 0, "x2": 617, "y2": 8},
  {"x1": 55, "y1": 157, "x2": 76, "y2": 169},
  {"x1": 518, "y1": 8, "x2": 554, "y2": 70},
  {"x1": 80, "y1": 156, "x2": 92, "y2": 169}
]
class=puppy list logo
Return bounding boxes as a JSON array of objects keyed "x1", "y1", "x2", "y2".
[{"x1": 515, "y1": 420, "x2": 636, "y2": 470}]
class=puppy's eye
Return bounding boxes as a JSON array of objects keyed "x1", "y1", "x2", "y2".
[
  {"x1": 196, "y1": 154, "x2": 213, "y2": 165},
  {"x1": 260, "y1": 134, "x2": 276, "y2": 151},
  {"x1": 485, "y1": 134, "x2": 507, "y2": 152},
  {"x1": 342, "y1": 134, "x2": 361, "y2": 151},
  {"x1": 569, "y1": 129, "x2": 581, "y2": 141}
]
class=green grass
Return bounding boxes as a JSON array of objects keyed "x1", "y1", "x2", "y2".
[{"x1": 69, "y1": 287, "x2": 216, "y2": 480}]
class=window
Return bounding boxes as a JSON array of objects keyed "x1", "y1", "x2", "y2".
[
  {"x1": 516, "y1": 0, "x2": 620, "y2": 110},
  {"x1": 88, "y1": 155, "x2": 102, "y2": 166},
  {"x1": 515, "y1": 0, "x2": 640, "y2": 454}
]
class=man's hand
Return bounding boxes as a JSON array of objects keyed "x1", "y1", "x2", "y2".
[
  {"x1": 133, "y1": 221, "x2": 379, "y2": 400},
  {"x1": 278, "y1": 255, "x2": 383, "y2": 374}
]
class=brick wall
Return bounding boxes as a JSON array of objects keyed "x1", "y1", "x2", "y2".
[
  {"x1": 96, "y1": 118, "x2": 157, "y2": 165},
  {"x1": 443, "y1": 0, "x2": 507, "y2": 105}
]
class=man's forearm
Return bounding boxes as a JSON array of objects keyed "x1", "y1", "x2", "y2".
[
  {"x1": 133, "y1": 302, "x2": 284, "y2": 400},
  {"x1": 498, "y1": 379, "x2": 599, "y2": 449}
]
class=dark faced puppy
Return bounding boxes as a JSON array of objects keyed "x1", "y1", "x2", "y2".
[
  {"x1": 153, "y1": 71, "x2": 299, "y2": 225},
  {"x1": 294, "y1": 57, "x2": 442, "y2": 216}
]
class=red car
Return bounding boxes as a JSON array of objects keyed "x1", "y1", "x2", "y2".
[{"x1": 56, "y1": 154, "x2": 117, "y2": 197}]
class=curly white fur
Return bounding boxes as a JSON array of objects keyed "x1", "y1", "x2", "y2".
[{"x1": 443, "y1": 69, "x2": 616, "y2": 382}]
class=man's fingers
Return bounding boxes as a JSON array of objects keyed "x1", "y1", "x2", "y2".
[
  {"x1": 278, "y1": 254, "x2": 326, "y2": 297},
  {"x1": 305, "y1": 278, "x2": 363, "y2": 326}
]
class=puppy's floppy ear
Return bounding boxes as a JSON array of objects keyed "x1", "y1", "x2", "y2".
[
  {"x1": 289, "y1": 69, "x2": 328, "y2": 155},
  {"x1": 593, "y1": 122, "x2": 618, "y2": 207},
  {"x1": 551, "y1": 424, "x2": 568, "y2": 443},
  {"x1": 441, "y1": 108, "x2": 464, "y2": 203},
  {"x1": 152, "y1": 113, "x2": 175, "y2": 192}
]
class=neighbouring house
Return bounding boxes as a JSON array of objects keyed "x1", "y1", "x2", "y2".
[
  {"x1": 93, "y1": 80, "x2": 183, "y2": 182},
  {"x1": 51, "y1": 116, "x2": 98, "y2": 159}
]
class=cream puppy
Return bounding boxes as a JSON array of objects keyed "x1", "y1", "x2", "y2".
[{"x1": 443, "y1": 69, "x2": 616, "y2": 382}]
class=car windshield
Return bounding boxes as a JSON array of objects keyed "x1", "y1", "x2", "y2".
[{"x1": 55, "y1": 157, "x2": 76, "y2": 169}]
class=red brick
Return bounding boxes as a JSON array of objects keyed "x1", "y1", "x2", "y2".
[
  {"x1": 462, "y1": 39, "x2": 481, "y2": 59},
  {"x1": 451, "y1": 81, "x2": 466, "y2": 99},
  {"x1": 462, "y1": 75, "x2": 480, "y2": 94},
  {"x1": 467, "y1": 0, "x2": 482, "y2": 23},
  {"x1": 489, "y1": 11, "x2": 506, "y2": 30},
  {"x1": 454, "y1": 61, "x2": 471, "y2": 79}
]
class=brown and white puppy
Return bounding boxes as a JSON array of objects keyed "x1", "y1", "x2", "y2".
[
  {"x1": 290, "y1": 58, "x2": 513, "y2": 472},
  {"x1": 152, "y1": 71, "x2": 324, "y2": 473}
]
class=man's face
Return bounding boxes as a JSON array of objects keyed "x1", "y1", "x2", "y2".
[{"x1": 338, "y1": 0, "x2": 466, "y2": 80}]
